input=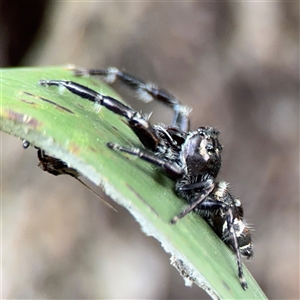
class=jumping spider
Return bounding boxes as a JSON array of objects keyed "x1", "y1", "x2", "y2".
[{"x1": 39, "y1": 67, "x2": 253, "y2": 290}]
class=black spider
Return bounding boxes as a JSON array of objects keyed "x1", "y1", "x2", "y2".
[{"x1": 38, "y1": 67, "x2": 253, "y2": 289}]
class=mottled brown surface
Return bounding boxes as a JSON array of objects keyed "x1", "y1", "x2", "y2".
[{"x1": 2, "y1": 2, "x2": 299, "y2": 299}]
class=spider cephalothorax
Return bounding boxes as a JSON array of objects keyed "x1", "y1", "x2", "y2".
[{"x1": 38, "y1": 67, "x2": 253, "y2": 289}]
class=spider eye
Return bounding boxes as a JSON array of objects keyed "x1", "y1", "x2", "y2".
[
  {"x1": 198, "y1": 128, "x2": 205, "y2": 136},
  {"x1": 206, "y1": 144, "x2": 214, "y2": 152}
]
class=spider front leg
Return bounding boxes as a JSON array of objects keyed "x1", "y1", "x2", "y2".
[
  {"x1": 74, "y1": 67, "x2": 191, "y2": 132},
  {"x1": 106, "y1": 142, "x2": 184, "y2": 179},
  {"x1": 39, "y1": 80, "x2": 161, "y2": 151},
  {"x1": 170, "y1": 179, "x2": 215, "y2": 224}
]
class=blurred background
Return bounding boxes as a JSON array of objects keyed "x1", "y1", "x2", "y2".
[{"x1": 1, "y1": 1, "x2": 299, "y2": 299}]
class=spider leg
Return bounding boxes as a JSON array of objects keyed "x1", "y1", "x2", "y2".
[
  {"x1": 225, "y1": 208, "x2": 248, "y2": 290},
  {"x1": 195, "y1": 199, "x2": 248, "y2": 290},
  {"x1": 39, "y1": 80, "x2": 162, "y2": 151},
  {"x1": 74, "y1": 67, "x2": 191, "y2": 132},
  {"x1": 176, "y1": 177, "x2": 214, "y2": 191},
  {"x1": 170, "y1": 181, "x2": 215, "y2": 224},
  {"x1": 106, "y1": 142, "x2": 184, "y2": 179}
]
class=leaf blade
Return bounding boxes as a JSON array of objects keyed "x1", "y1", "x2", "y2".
[{"x1": 0, "y1": 66, "x2": 267, "y2": 299}]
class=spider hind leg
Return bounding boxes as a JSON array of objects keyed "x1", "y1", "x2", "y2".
[{"x1": 197, "y1": 197, "x2": 248, "y2": 290}]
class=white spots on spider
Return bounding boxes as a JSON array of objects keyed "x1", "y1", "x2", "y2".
[
  {"x1": 222, "y1": 217, "x2": 246, "y2": 239},
  {"x1": 57, "y1": 83, "x2": 66, "y2": 95},
  {"x1": 235, "y1": 219, "x2": 246, "y2": 238},
  {"x1": 214, "y1": 181, "x2": 229, "y2": 199},
  {"x1": 199, "y1": 138, "x2": 210, "y2": 161},
  {"x1": 234, "y1": 198, "x2": 242, "y2": 207},
  {"x1": 137, "y1": 82, "x2": 157, "y2": 103},
  {"x1": 239, "y1": 244, "x2": 251, "y2": 252},
  {"x1": 93, "y1": 94, "x2": 104, "y2": 113},
  {"x1": 177, "y1": 104, "x2": 192, "y2": 117},
  {"x1": 105, "y1": 66, "x2": 119, "y2": 83}
]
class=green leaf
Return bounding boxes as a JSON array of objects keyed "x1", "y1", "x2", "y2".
[{"x1": 0, "y1": 66, "x2": 267, "y2": 299}]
